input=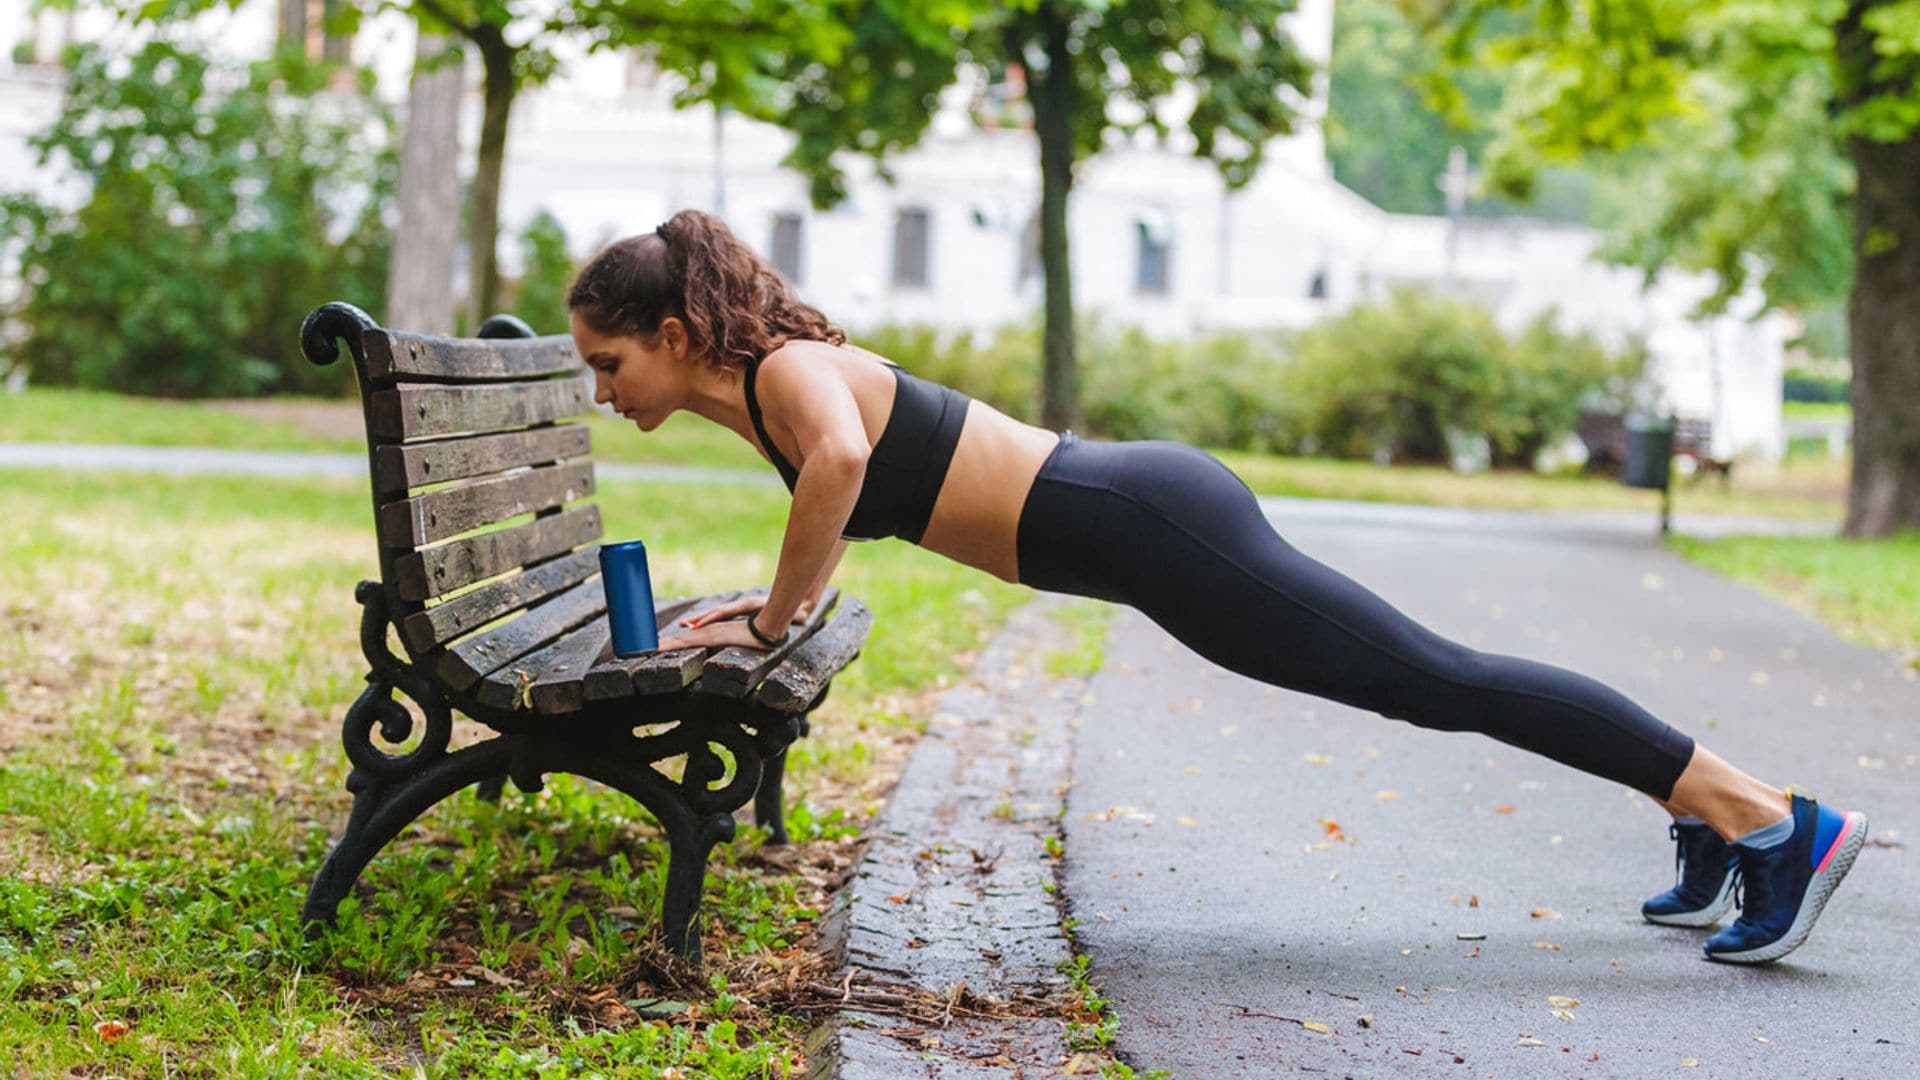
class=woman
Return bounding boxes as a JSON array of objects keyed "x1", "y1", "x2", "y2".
[{"x1": 567, "y1": 209, "x2": 1865, "y2": 966}]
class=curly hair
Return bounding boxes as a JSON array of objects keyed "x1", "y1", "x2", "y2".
[{"x1": 567, "y1": 209, "x2": 845, "y2": 370}]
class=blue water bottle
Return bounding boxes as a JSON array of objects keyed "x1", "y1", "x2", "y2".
[{"x1": 599, "y1": 539, "x2": 660, "y2": 657}]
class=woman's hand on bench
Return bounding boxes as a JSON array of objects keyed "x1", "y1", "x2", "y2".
[{"x1": 676, "y1": 592, "x2": 814, "y2": 633}]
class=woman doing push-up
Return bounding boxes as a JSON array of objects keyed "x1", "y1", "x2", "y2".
[{"x1": 566, "y1": 209, "x2": 1866, "y2": 965}]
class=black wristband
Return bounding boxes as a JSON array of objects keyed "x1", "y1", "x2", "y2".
[{"x1": 746, "y1": 613, "x2": 789, "y2": 648}]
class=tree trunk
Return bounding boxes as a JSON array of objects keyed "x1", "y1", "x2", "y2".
[
  {"x1": 1025, "y1": 4, "x2": 1079, "y2": 433},
  {"x1": 1840, "y1": 19, "x2": 1920, "y2": 537},
  {"x1": 386, "y1": 34, "x2": 464, "y2": 334},
  {"x1": 469, "y1": 26, "x2": 516, "y2": 325}
]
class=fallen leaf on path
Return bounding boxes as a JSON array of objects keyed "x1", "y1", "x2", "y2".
[
  {"x1": 1304, "y1": 753, "x2": 1333, "y2": 766},
  {"x1": 1456, "y1": 932, "x2": 1486, "y2": 941},
  {"x1": 1175, "y1": 816, "x2": 1199, "y2": 827},
  {"x1": 1320, "y1": 818, "x2": 1346, "y2": 840},
  {"x1": 1546, "y1": 996, "x2": 1579, "y2": 1008},
  {"x1": 1469, "y1": 894, "x2": 1481, "y2": 907},
  {"x1": 1553, "y1": 1010, "x2": 1576, "y2": 1022},
  {"x1": 1516, "y1": 1036, "x2": 1547, "y2": 1048},
  {"x1": 1531, "y1": 941, "x2": 1563, "y2": 951},
  {"x1": 1753, "y1": 1036, "x2": 1769, "y2": 1044},
  {"x1": 1302, "y1": 1021, "x2": 1332, "y2": 1034},
  {"x1": 1375, "y1": 790, "x2": 1399, "y2": 801},
  {"x1": 1530, "y1": 908, "x2": 1561, "y2": 919},
  {"x1": 1494, "y1": 805, "x2": 1516, "y2": 814},
  {"x1": 1681, "y1": 1058, "x2": 1699, "y2": 1067}
]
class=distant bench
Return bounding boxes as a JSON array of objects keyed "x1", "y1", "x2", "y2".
[
  {"x1": 1576, "y1": 410, "x2": 1734, "y2": 482},
  {"x1": 296, "y1": 301, "x2": 872, "y2": 964}
]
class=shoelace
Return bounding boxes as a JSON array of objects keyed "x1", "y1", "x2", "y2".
[{"x1": 1669, "y1": 822, "x2": 1687, "y2": 885}]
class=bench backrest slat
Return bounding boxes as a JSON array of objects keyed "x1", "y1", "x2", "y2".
[
  {"x1": 397, "y1": 547, "x2": 601, "y2": 654},
  {"x1": 369, "y1": 372, "x2": 593, "y2": 442},
  {"x1": 392, "y1": 504, "x2": 602, "y2": 603},
  {"x1": 374, "y1": 425, "x2": 592, "y2": 490},
  {"x1": 305, "y1": 305, "x2": 607, "y2": 671},
  {"x1": 377, "y1": 461, "x2": 595, "y2": 548},
  {"x1": 365, "y1": 329, "x2": 583, "y2": 381}
]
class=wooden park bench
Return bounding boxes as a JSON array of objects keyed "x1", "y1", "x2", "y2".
[
  {"x1": 1576, "y1": 410, "x2": 1734, "y2": 482},
  {"x1": 296, "y1": 301, "x2": 872, "y2": 963}
]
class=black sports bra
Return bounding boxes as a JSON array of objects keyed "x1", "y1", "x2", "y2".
[{"x1": 743, "y1": 353, "x2": 970, "y2": 543}]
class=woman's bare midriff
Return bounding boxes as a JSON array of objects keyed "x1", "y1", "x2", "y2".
[{"x1": 747, "y1": 340, "x2": 1061, "y2": 584}]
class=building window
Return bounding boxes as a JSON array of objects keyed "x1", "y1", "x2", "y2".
[
  {"x1": 1308, "y1": 267, "x2": 1328, "y2": 299},
  {"x1": 770, "y1": 212, "x2": 805, "y2": 285},
  {"x1": 892, "y1": 207, "x2": 931, "y2": 289},
  {"x1": 1135, "y1": 214, "x2": 1172, "y2": 296}
]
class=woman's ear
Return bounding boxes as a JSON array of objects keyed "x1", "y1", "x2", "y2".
[{"x1": 658, "y1": 316, "x2": 688, "y2": 360}]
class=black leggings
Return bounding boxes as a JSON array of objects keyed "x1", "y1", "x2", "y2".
[{"x1": 1014, "y1": 432, "x2": 1696, "y2": 799}]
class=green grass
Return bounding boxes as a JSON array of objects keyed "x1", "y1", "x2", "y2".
[
  {"x1": 0, "y1": 388, "x2": 360, "y2": 451},
  {"x1": 1668, "y1": 530, "x2": 1920, "y2": 658},
  {"x1": 3, "y1": 388, "x2": 1847, "y2": 522},
  {"x1": 1783, "y1": 401, "x2": 1852, "y2": 423},
  {"x1": 0, "y1": 467, "x2": 1035, "y2": 1074}
]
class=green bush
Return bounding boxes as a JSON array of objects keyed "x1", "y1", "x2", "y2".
[
  {"x1": 1283, "y1": 290, "x2": 1648, "y2": 466},
  {"x1": 1783, "y1": 368, "x2": 1849, "y2": 404},
  {"x1": 855, "y1": 317, "x2": 1299, "y2": 452},
  {"x1": 508, "y1": 209, "x2": 573, "y2": 335},
  {"x1": 0, "y1": 41, "x2": 393, "y2": 397},
  {"x1": 856, "y1": 292, "x2": 1642, "y2": 468}
]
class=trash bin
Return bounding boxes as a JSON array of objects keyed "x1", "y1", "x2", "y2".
[{"x1": 1623, "y1": 414, "x2": 1675, "y2": 491}]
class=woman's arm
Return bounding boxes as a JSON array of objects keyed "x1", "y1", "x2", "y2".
[
  {"x1": 749, "y1": 349, "x2": 870, "y2": 638},
  {"x1": 800, "y1": 536, "x2": 850, "y2": 617}
]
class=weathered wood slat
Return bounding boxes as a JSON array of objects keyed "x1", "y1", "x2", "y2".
[
  {"x1": 756, "y1": 599, "x2": 874, "y2": 713},
  {"x1": 377, "y1": 462, "x2": 594, "y2": 548},
  {"x1": 374, "y1": 424, "x2": 591, "y2": 491},
  {"x1": 437, "y1": 577, "x2": 605, "y2": 692},
  {"x1": 397, "y1": 548, "x2": 600, "y2": 654},
  {"x1": 392, "y1": 505, "x2": 602, "y2": 602},
  {"x1": 368, "y1": 371, "x2": 593, "y2": 442},
  {"x1": 527, "y1": 618, "x2": 614, "y2": 715},
  {"x1": 584, "y1": 590, "x2": 750, "y2": 701},
  {"x1": 364, "y1": 329, "x2": 582, "y2": 382},
  {"x1": 694, "y1": 587, "x2": 841, "y2": 699},
  {"x1": 472, "y1": 632, "x2": 573, "y2": 712}
]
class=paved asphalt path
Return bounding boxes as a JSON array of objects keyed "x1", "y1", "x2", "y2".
[{"x1": 1062, "y1": 501, "x2": 1917, "y2": 1077}]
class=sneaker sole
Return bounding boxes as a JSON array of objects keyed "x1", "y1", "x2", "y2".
[
  {"x1": 1644, "y1": 871, "x2": 1738, "y2": 928},
  {"x1": 1706, "y1": 811, "x2": 1868, "y2": 965}
]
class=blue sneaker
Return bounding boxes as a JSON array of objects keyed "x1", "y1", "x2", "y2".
[
  {"x1": 1642, "y1": 820, "x2": 1739, "y2": 927},
  {"x1": 1703, "y1": 792, "x2": 1867, "y2": 965}
]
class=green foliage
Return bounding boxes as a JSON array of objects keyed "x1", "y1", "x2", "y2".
[
  {"x1": 1406, "y1": 0, "x2": 1920, "y2": 316},
  {"x1": 1785, "y1": 368, "x2": 1852, "y2": 404},
  {"x1": 0, "y1": 40, "x2": 392, "y2": 397},
  {"x1": 1328, "y1": 0, "x2": 1593, "y2": 220},
  {"x1": 509, "y1": 209, "x2": 574, "y2": 334},
  {"x1": 1283, "y1": 289, "x2": 1647, "y2": 466}
]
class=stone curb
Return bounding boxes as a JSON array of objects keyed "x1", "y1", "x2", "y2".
[{"x1": 805, "y1": 594, "x2": 1094, "y2": 1079}]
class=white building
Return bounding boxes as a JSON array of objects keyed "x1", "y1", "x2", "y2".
[{"x1": 0, "y1": 0, "x2": 1784, "y2": 461}]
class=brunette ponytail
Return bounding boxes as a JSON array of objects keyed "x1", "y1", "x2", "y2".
[{"x1": 568, "y1": 209, "x2": 844, "y2": 369}]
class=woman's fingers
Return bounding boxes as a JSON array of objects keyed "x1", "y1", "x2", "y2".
[{"x1": 681, "y1": 596, "x2": 766, "y2": 628}]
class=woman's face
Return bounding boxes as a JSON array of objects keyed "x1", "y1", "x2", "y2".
[{"x1": 571, "y1": 312, "x2": 686, "y2": 431}]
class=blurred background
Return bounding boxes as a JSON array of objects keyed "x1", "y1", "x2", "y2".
[{"x1": 2, "y1": 0, "x2": 1868, "y2": 479}]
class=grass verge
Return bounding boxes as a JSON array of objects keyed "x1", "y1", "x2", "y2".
[{"x1": 1667, "y1": 530, "x2": 1920, "y2": 661}]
